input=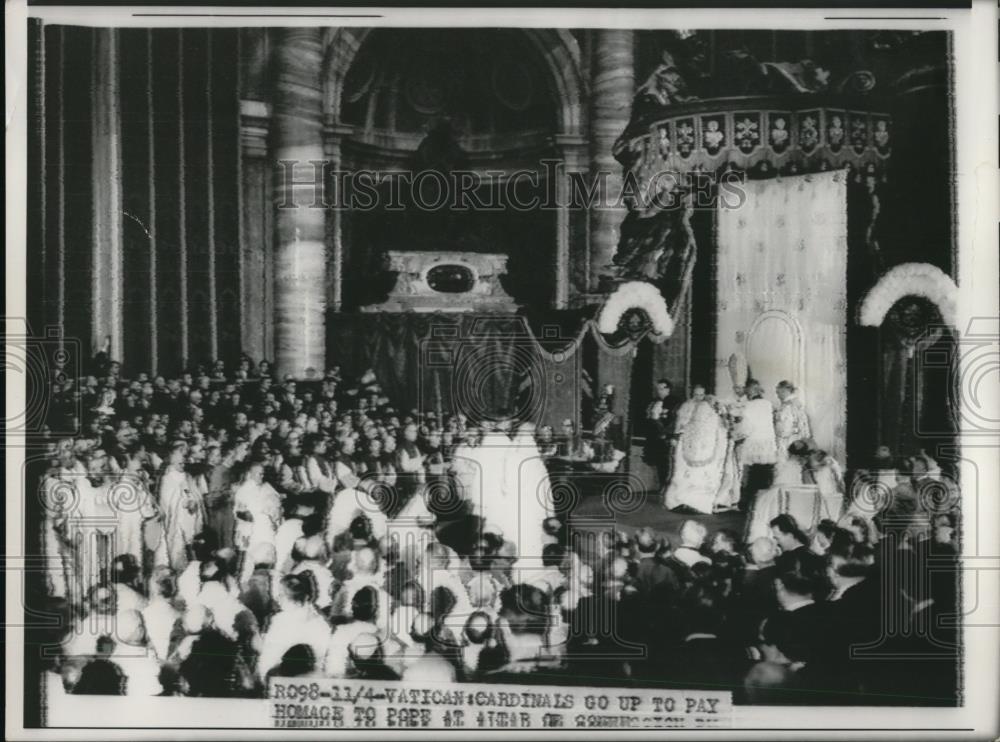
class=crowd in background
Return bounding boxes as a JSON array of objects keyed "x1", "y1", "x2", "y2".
[{"x1": 35, "y1": 350, "x2": 960, "y2": 705}]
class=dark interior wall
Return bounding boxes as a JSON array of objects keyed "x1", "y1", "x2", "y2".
[
  {"x1": 337, "y1": 28, "x2": 562, "y2": 311},
  {"x1": 29, "y1": 26, "x2": 242, "y2": 378},
  {"x1": 50, "y1": 26, "x2": 94, "y2": 370},
  {"x1": 344, "y1": 178, "x2": 556, "y2": 310}
]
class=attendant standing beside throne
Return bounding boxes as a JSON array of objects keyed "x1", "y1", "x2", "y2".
[
  {"x1": 645, "y1": 378, "x2": 679, "y2": 489},
  {"x1": 736, "y1": 379, "x2": 778, "y2": 511},
  {"x1": 774, "y1": 380, "x2": 812, "y2": 463}
]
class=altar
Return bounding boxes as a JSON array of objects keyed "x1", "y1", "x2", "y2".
[{"x1": 361, "y1": 250, "x2": 520, "y2": 314}]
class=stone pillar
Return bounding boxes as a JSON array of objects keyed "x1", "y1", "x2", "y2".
[
  {"x1": 272, "y1": 28, "x2": 327, "y2": 377},
  {"x1": 323, "y1": 120, "x2": 353, "y2": 313},
  {"x1": 555, "y1": 134, "x2": 589, "y2": 308},
  {"x1": 90, "y1": 28, "x2": 124, "y2": 363},
  {"x1": 239, "y1": 99, "x2": 272, "y2": 362},
  {"x1": 588, "y1": 30, "x2": 635, "y2": 293}
]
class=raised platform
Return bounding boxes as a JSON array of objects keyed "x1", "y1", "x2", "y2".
[{"x1": 569, "y1": 488, "x2": 746, "y2": 542}]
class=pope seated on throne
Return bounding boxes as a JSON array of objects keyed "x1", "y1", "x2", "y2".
[{"x1": 663, "y1": 384, "x2": 740, "y2": 514}]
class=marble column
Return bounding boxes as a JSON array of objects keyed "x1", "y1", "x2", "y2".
[
  {"x1": 239, "y1": 99, "x2": 273, "y2": 363},
  {"x1": 588, "y1": 30, "x2": 635, "y2": 294},
  {"x1": 272, "y1": 28, "x2": 327, "y2": 377},
  {"x1": 90, "y1": 28, "x2": 124, "y2": 363},
  {"x1": 323, "y1": 120, "x2": 353, "y2": 313},
  {"x1": 555, "y1": 134, "x2": 589, "y2": 307}
]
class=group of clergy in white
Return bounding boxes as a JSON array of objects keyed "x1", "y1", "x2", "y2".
[
  {"x1": 42, "y1": 419, "x2": 557, "y2": 604},
  {"x1": 657, "y1": 369, "x2": 855, "y2": 540}
]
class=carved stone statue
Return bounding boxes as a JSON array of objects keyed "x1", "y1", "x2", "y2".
[
  {"x1": 613, "y1": 209, "x2": 676, "y2": 279},
  {"x1": 880, "y1": 296, "x2": 950, "y2": 457},
  {"x1": 631, "y1": 51, "x2": 698, "y2": 121},
  {"x1": 404, "y1": 120, "x2": 477, "y2": 252},
  {"x1": 608, "y1": 193, "x2": 697, "y2": 314},
  {"x1": 715, "y1": 49, "x2": 843, "y2": 95}
]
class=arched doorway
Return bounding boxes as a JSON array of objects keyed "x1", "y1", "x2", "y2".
[{"x1": 322, "y1": 28, "x2": 584, "y2": 312}]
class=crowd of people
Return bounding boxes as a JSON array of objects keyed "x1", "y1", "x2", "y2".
[{"x1": 34, "y1": 351, "x2": 960, "y2": 705}]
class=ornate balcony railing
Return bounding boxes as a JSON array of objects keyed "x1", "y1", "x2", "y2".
[{"x1": 613, "y1": 94, "x2": 891, "y2": 178}]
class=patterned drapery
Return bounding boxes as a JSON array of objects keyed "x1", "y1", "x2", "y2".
[{"x1": 715, "y1": 171, "x2": 848, "y2": 463}]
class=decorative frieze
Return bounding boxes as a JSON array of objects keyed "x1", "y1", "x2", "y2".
[{"x1": 614, "y1": 97, "x2": 892, "y2": 178}]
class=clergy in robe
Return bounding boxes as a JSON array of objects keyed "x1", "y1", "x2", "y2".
[
  {"x1": 735, "y1": 380, "x2": 779, "y2": 510},
  {"x1": 738, "y1": 381, "x2": 778, "y2": 466},
  {"x1": 744, "y1": 443, "x2": 810, "y2": 543},
  {"x1": 68, "y1": 450, "x2": 120, "y2": 597},
  {"x1": 41, "y1": 440, "x2": 85, "y2": 599},
  {"x1": 111, "y1": 451, "x2": 161, "y2": 572},
  {"x1": 303, "y1": 435, "x2": 339, "y2": 495},
  {"x1": 663, "y1": 386, "x2": 738, "y2": 514},
  {"x1": 158, "y1": 443, "x2": 207, "y2": 573},
  {"x1": 205, "y1": 442, "x2": 245, "y2": 550},
  {"x1": 233, "y1": 460, "x2": 283, "y2": 583},
  {"x1": 449, "y1": 435, "x2": 481, "y2": 511},
  {"x1": 774, "y1": 380, "x2": 812, "y2": 462},
  {"x1": 503, "y1": 423, "x2": 555, "y2": 562},
  {"x1": 333, "y1": 435, "x2": 362, "y2": 490},
  {"x1": 396, "y1": 423, "x2": 426, "y2": 501},
  {"x1": 467, "y1": 429, "x2": 513, "y2": 528}
]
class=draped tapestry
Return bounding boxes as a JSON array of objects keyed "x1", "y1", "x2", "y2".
[
  {"x1": 329, "y1": 314, "x2": 603, "y2": 430},
  {"x1": 327, "y1": 312, "x2": 651, "y2": 436},
  {"x1": 715, "y1": 171, "x2": 848, "y2": 463}
]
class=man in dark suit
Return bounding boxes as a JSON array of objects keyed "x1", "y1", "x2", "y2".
[
  {"x1": 735, "y1": 536, "x2": 779, "y2": 644},
  {"x1": 664, "y1": 582, "x2": 750, "y2": 694},
  {"x1": 633, "y1": 528, "x2": 681, "y2": 600},
  {"x1": 818, "y1": 539, "x2": 881, "y2": 703},
  {"x1": 770, "y1": 513, "x2": 811, "y2": 555},
  {"x1": 754, "y1": 549, "x2": 832, "y2": 702},
  {"x1": 644, "y1": 379, "x2": 679, "y2": 488}
]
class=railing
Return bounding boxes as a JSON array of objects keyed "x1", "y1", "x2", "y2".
[{"x1": 613, "y1": 94, "x2": 892, "y2": 177}]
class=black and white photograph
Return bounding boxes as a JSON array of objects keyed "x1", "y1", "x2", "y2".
[{"x1": 4, "y1": 2, "x2": 999, "y2": 738}]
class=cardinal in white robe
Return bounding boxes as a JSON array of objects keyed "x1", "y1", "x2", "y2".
[
  {"x1": 233, "y1": 461, "x2": 283, "y2": 583},
  {"x1": 774, "y1": 381, "x2": 812, "y2": 462},
  {"x1": 159, "y1": 462, "x2": 207, "y2": 573},
  {"x1": 111, "y1": 458, "x2": 160, "y2": 572},
  {"x1": 745, "y1": 448, "x2": 810, "y2": 542},
  {"x1": 503, "y1": 423, "x2": 555, "y2": 563},
  {"x1": 464, "y1": 430, "x2": 511, "y2": 526},
  {"x1": 737, "y1": 382, "x2": 778, "y2": 466},
  {"x1": 40, "y1": 464, "x2": 76, "y2": 599},
  {"x1": 68, "y1": 452, "x2": 119, "y2": 598},
  {"x1": 449, "y1": 438, "x2": 480, "y2": 508}
]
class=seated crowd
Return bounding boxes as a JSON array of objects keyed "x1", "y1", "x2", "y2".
[{"x1": 36, "y1": 352, "x2": 960, "y2": 704}]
